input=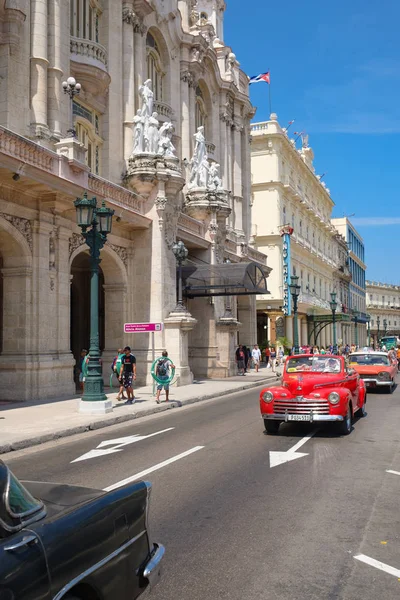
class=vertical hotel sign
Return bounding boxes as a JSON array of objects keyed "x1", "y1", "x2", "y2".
[{"x1": 280, "y1": 225, "x2": 294, "y2": 316}]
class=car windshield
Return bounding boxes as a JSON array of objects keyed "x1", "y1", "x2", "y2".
[
  {"x1": 7, "y1": 469, "x2": 43, "y2": 517},
  {"x1": 349, "y1": 354, "x2": 390, "y2": 366},
  {"x1": 286, "y1": 356, "x2": 341, "y2": 373}
]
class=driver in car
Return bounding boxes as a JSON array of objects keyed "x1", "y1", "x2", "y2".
[{"x1": 324, "y1": 358, "x2": 340, "y2": 373}]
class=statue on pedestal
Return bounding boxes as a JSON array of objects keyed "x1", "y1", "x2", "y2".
[
  {"x1": 131, "y1": 109, "x2": 145, "y2": 155},
  {"x1": 158, "y1": 122, "x2": 177, "y2": 157},
  {"x1": 146, "y1": 112, "x2": 160, "y2": 154},
  {"x1": 207, "y1": 162, "x2": 223, "y2": 191},
  {"x1": 139, "y1": 79, "x2": 154, "y2": 120},
  {"x1": 188, "y1": 126, "x2": 209, "y2": 189}
]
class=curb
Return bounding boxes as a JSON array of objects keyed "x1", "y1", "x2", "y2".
[{"x1": 0, "y1": 376, "x2": 277, "y2": 455}]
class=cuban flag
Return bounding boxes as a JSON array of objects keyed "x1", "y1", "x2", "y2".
[{"x1": 249, "y1": 72, "x2": 270, "y2": 84}]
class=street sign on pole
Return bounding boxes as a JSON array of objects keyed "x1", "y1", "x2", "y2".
[{"x1": 124, "y1": 322, "x2": 164, "y2": 333}]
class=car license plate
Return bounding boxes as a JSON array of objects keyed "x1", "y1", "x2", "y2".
[{"x1": 288, "y1": 414, "x2": 311, "y2": 422}]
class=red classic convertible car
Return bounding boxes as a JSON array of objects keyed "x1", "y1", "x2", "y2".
[{"x1": 260, "y1": 354, "x2": 367, "y2": 435}]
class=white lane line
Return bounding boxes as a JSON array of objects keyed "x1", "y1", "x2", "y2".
[
  {"x1": 103, "y1": 446, "x2": 205, "y2": 491},
  {"x1": 354, "y1": 554, "x2": 400, "y2": 578},
  {"x1": 386, "y1": 469, "x2": 400, "y2": 476}
]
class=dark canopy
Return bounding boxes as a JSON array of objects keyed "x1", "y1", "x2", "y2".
[{"x1": 181, "y1": 261, "x2": 270, "y2": 298}]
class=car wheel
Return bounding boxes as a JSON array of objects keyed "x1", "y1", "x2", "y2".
[
  {"x1": 264, "y1": 420, "x2": 280, "y2": 434},
  {"x1": 387, "y1": 381, "x2": 394, "y2": 394},
  {"x1": 356, "y1": 395, "x2": 367, "y2": 418},
  {"x1": 337, "y1": 404, "x2": 352, "y2": 435}
]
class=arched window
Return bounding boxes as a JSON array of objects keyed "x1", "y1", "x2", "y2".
[
  {"x1": 146, "y1": 32, "x2": 164, "y2": 102},
  {"x1": 195, "y1": 85, "x2": 207, "y2": 134},
  {"x1": 73, "y1": 100, "x2": 102, "y2": 175},
  {"x1": 70, "y1": 0, "x2": 101, "y2": 42}
]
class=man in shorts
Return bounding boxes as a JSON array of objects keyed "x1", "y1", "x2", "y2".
[
  {"x1": 119, "y1": 346, "x2": 136, "y2": 404},
  {"x1": 156, "y1": 350, "x2": 175, "y2": 403},
  {"x1": 252, "y1": 344, "x2": 262, "y2": 372}
]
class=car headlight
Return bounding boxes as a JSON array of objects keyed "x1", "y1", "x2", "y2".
[
  {"x1": 328, "y1": 392, "x2": 340, "y2": 404},
  {"x1": 378, "y1": 371, "x2": 390, "y2": 380},
  {"x1": 262, "y1": 390, "x2": 274, "y2": 403}
]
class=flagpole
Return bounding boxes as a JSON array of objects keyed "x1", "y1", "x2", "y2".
[{"x1": 268, "y1": 81, "x2": 272, "y2": 116}]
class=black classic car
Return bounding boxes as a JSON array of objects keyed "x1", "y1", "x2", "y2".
[{"x1": 0, "y1": 460, "x2": 164, "y2": 599}]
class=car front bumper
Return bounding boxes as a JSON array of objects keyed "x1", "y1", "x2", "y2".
[
  {"x1": 262, "y1": 413, "x2": 344, "y2": 422},
  {"x1": 362, "y1": 378, "x2": 392, "y2": 386}
]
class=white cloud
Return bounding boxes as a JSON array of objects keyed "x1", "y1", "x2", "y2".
[{"x1": 352, "y1": 217, "x2": 400, "y2": 226}]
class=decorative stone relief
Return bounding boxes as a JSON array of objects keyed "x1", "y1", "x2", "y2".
[
  {"x1": 155, "y1": 196, "x2": 180, "y2": 248},
  {"x1": 180, "y1": 70, "x2": 194, "y2": 86},
  {"x1": 49, "y1": 230, "x2": 56, "y2": 271},
  {"x1": 155, "y1": 196, "x2": 168, "y2": 230},
  {"x1": 69, "y1": 232, "x2": 85, "y2": 257},
  {"x1": 0, "y1": 213, "x2": 32, "y2": 251},
  {"x1": 122, "y1": 7, "x2": 146, "y2": 34},
  {"x1": 107, "y1": 243, "x2": 128, "y2": 267}
]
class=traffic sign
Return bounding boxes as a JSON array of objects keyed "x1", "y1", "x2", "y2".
[{"x1": 124, "y1": 322, "x2": 164, "y2": 333}]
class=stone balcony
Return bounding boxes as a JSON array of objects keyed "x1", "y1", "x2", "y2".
[
  {"x1": 70, "y1": 36, "x2": 110, "y2": 103},
  {"x1": 153, "y1": 100, "x2": 174, "y2": 122}
]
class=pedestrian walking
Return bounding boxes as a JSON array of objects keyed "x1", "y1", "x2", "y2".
[
  {"x1": 252, "y1": 344, "x2": 262, "y2": 372},
  {"x1": 112, "y1": 348, "x2": 127, "y2": 401},
  {"x1": 243, "y1": 345, "x2": 250, "y2": 372},
  {"x1": 119, "y1": 346, "x2": 136, "y2": 404},
  {"x1": 235, "y1": 345, "x2": 246, "y2": 375},
  {"x1": 270, "y1": 347, "x2": 277, "y2": 372},
  {"x1": 78, "y1": 349, "x2": 88, "y2": 391},
  {"x1": 278, "y1": 346, "x2": 284, "y2": 365},
  {"x1": 155, "y1": 350, "x2": 175, "y2": 403},
  {"x1": 264, "y1": 346, "x2": 271, "y2": 368}
]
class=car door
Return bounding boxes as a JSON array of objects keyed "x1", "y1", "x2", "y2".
[
  {"x1": 346, "y1": 367, "x2": 359, "y2": 408},
  {"x1": 0, "y1": 527, "x2": 51, "y2": 600}
]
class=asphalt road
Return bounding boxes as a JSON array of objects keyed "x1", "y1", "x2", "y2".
[{"x1": 6, "y1": 380, "x2": 400, "y2": 600}]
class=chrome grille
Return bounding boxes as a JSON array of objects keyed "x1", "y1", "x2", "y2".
[
  {"x1": 273, "y1": 399, "x2": 330, "y2": 415},
  {"x1": 359, "y1": 374, "x2": 376, "y2": 380}
]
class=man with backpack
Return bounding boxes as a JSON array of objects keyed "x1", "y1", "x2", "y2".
[
  {"x1": 155, "y1": 350, "x2": 175, "y2": 404},
  {"x1": 119, "y1": 346, "x2": 136, "y2": 404}
]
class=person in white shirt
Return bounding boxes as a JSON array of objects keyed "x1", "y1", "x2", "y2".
[{"x1": 252, "y1": 344, "x2": 262, "y2": 372}]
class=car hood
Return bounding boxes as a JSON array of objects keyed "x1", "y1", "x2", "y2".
[
  {"x1": 22, "y1": 481, "x2": 105, "y2": 517},
  {"x1": 284, "y1": 372, "x2": 344, "y2": 395},
  {"x1": 350, "y1": 365, "x2": 391, "y2": 374}
]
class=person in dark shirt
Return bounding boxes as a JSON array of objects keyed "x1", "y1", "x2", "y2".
[{"x1": 119, "y1": 346, "x2": 136, "y2": 404}]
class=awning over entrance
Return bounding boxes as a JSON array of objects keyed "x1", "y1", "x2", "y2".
[{"x1": 181, "y1": 261, "x2": 270, "y2": 298}]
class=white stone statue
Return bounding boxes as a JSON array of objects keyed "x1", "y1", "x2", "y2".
[
  {"x1": 146, "y1": 111, "x2": 160, "y2": 154},
  {"x1": 188, "y1": 126, "x2": 209, "y2": 189},
  {"x1": 207, "y1": 162, "x2": 223, "y2": 191},
  {"x1": 158, "y1": 121, "x2": 176, "y2": 157},
  {"x1": 139, "y1": 79, "x2": 154, "y2": 120},
  {"x1": 131, "y1": 109, "x2": 145, "y2": 154}
]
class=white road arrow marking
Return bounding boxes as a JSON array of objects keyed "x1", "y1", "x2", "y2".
[
  {"x1": 269, "y1": 430, "x2": 317, "y2": 468},
  {"x1": 71, "y1": 427, "x2": 174, "y2": 463}
]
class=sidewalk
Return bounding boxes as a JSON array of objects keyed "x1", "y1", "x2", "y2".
[{"x1": 0, "y1": 367, "x2": 278, "y2": 454}]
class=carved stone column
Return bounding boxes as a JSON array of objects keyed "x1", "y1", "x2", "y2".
[
  {"x1": 30, "y1": 0, "x2": 49, "y2": 138},
  {"x1": 122, "y1": 4, "x2": 137, "y2": 162},
  {"x1": 233, "y1": 122, "x2": 244, "y2": 235},
  {"x1": 180, "y1": 71, "x2": 193, "y2": 161}
]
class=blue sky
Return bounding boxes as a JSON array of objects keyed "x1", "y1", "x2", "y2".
[{"x1": 224, "y1": 0, "x2": 399, "y2": 283}]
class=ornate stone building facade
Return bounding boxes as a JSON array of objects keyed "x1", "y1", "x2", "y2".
[
  {"x1": 366, "y1": 281, "x2": 400, "y2": 347},
  {"x1": 251, "y1": 115, "x2": 363, "y2": 349},
  {"x1": 0, "y1": 0, "x2": 267, "y2": 401}
]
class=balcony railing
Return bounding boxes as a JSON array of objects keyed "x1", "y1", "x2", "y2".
[
  {"x1": 153, "y1": 100, "x2": 173, "y2": 121},
  {"x1": 177, "y1": 213, "x2": 205, "y2": 237},
  {"x1": 70, "y1": 37, "x2": 108, "y2": 68}
]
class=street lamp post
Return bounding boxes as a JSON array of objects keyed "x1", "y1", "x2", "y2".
[
  {"x1": 367, "y1": 316, "x2": 371, "y2": 348},
  {"x1": 289, "y1": 275, "x2": 301, "y2": 354},
  {"x1": 74, "y1": 192, "x2": 114, "y2": 412},
  {"x1": 330, "y1": 291, "x2": 338, "y2": 354},
  {"x1": 354, "y1": 313, "x2": 359, "y2": 348},
  {"x1": 383, "y1": 319, "x2": 387, "y2": 336},
  {"x1": 172, "y1": 240, "x2": 189, "y2": 312},
  {"x1": 377, "y1": 316, "x2": 380, "y2": 347},
  {"x1": 62, "y1": 76, "x2": 81, "y2": 137}
]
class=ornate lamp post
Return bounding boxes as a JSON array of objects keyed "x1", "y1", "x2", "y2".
[
  {"x1": 330, "y1": 291, "x2": 338, "y2": 354},
  {"x1": 172, "y1": 240, "x2": 189, "y2": 312},
  {"x1": 383, "y1": 318, "x2": 388, "y2": 336},
  {"x1": 354, "y1": 311, "x2": 359, "y2": 348},
  {"x1": 377, "y1": 316, "x2": 381, "y2": 347},
  {"x1": 289, "y1": 275, "x2": 301, "y2": 354},
  {"x1": 62, "y1": 76, "x2": 81, "y2": 137},
  {"x1": 74, "y1": 192, "x2": 114, "y2": 413}
]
